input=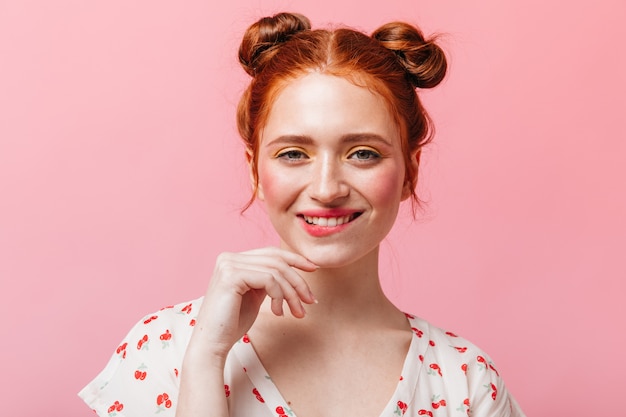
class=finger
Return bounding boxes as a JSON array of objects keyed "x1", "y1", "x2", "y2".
[
  {"x1": 245, "y1": 247, "x2": 319, "y2": 272},
  {"x1": 240, "y1": 264, "x2": 307, "y2": 318},
  {"x1": 239, "y1": 253, "x2": 317, "y2": 305}
]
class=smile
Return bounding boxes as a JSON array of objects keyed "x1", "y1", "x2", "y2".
[{"x1": 300, "y1": 213, "x2": 361, "y2": 227}]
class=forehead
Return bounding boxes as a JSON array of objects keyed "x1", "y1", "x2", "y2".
[{"x1": 261, "y1": 73, "x2": 400, "y2": 143}]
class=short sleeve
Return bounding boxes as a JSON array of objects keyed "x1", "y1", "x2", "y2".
[
  {"x1": 78, "y1": 299, "x2": 201, "y2": 417},
  {"x1": 465, "y1": 351, "x2": 525, "y2": 417}
]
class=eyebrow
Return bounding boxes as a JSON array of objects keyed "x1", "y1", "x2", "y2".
[{"x1": 266, "y1": 133, "x2": 393, "y2": 147}]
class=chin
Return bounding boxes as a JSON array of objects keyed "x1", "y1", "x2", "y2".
[{"x1": 294, "y1": 245, "x2": 378, "y2": 271}]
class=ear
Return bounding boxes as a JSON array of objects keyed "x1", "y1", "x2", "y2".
[
  {"x1": 246, "y1": 148, "x2": 264, "y2": 201},
  {"x1": 401, "y1": 149, "x2": 421, "y2": 201}
]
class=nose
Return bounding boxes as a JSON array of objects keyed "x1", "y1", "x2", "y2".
[{"x1": 307, "y1": 154, "x2": 350, "y2": 204}]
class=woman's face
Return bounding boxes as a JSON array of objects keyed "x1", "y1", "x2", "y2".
[{"x1": 257, "y1": 73, "x2": 415, "y2": 268}]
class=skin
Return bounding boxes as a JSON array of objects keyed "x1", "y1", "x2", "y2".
[{"x1": 176, "y1": 73, "x2": 420, "y2": 417}]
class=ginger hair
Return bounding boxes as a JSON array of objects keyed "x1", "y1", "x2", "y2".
[{"x1": 237, "y1": 12, "x2": 447, "y2": 210}]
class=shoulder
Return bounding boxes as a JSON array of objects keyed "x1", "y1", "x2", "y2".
[
  {"x1": 405, "y1": 313, "x2": 526, "y2": 416},
  {"x1": 79, "y1": 297, "x2": 204, "y2": 417}
]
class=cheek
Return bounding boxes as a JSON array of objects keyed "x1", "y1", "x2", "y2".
[
  {"x1": 361, "y1": 165, "x2": 405, "y2": 204},
  {"x1": 257, "y1": 164, "x2": 291, "y2": 206}
]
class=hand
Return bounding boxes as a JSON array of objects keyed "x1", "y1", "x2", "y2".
[{"x1": 189, "y1": 247, "x2": 318, "y2": 360}]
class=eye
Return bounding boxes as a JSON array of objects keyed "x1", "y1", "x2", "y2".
[
  {"x1": 348, "y1": 149, "x2": 381, "y2": 161},
  {"x1": 276, "y1": 149, "x2": 308, "y2": 161}
]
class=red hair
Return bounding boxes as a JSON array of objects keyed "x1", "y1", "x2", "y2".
[{"x1": 237, "y1": 12, "x2": 447, "y2": 210}]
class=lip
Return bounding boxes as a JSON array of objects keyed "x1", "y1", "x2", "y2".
[{"x1": 297, "y1": 209, "x2": 363, "y2": 237}]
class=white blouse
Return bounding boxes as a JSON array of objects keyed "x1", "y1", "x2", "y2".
[{"x1": 79, "y1": 298, "x2": 525, "y2": 417}]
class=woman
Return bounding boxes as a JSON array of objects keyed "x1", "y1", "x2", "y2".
[{"x1": 80, "y1": 12, "x2": 525, "y2": 417}]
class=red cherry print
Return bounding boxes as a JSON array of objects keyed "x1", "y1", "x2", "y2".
[
  {"x1": 419, "y1": 354, "x2": 424, "y2": 362},
  {"x1": 432, "y1": 399, "x2": 447, "y2": 409},
  {"x1": 429, "y1": 363, "x2": 443, "y2": 377},
  {"x1": 107, "y1": 401, "x2": 124, "y2": 414},
  {"x1": 453, "y1": 346, "x2": 467, "y2": 353},
  {"x1": 116, "y1": 342, "x2": 128, "y2": 359},
  {"x1": 252, "y1": 388, "x2": 264, "y2": 403},
  {"x1": 489, "y1": 363, "x2": 500, "y2": 376},
  {"x1": 243, "y1": 334, "x2": 250, "y2": 343},
  {"x1": 429, "y1": 340, "x2": 436, "y2": 347},
  {"x1": 143, "y1": 315, "x2": 158, "y2": 324},
  {"x1": 160, "y1": 305, "x2": 174, "y2": 310},
  {"x1": 404, "y1": 312, "x2": 415, "y2": 319},
  {"x1": 224, "y1": 384, "x2": 231, "y2": 398},
  {"x1": 477, "y1": 355, "x2": 487, "y2": 366},
  {"x1": 276, "y1": 406, "x2": 285, "y2": 414},
  {"x1": 418, "y1": 410, "x2": 433, "y2": 417},
  {"x1": 464, "y1": 398, "x2": 470, "y2": 406},
  {"x1": 411, "y1": 327, "x2": 423, "y2": 337},
  {"x1": 189, "y1": 318, "x2": 196, "y2": 326},
  {"x1": 181, "y1": 303, "x2": 193, "y2": 314},
  {"x1": 134, "y1": 370, "x2": 147, "y2": 380},
  {"x1": 137, "y1": 334, "x2": 149, "y2": 350},
  {"x1": 445, "y1": 331, "x2": 458, "y2": 337},
  {"x1": 461, "y1": 363, "x2": 468, "y2": 374},
  {"x1": 160, "y1": 329, "x2": 172, "y2": 341},
  {"x1": 174, "y1": 368, "x2": 179, "y2": 377},
  {"x1": 157, "y1": 393, "x2": 172, "y2": 409},
  {"x1": 397, "y1": 401, "x2": 408, "y2": 414},
  {"x1": 491, "y1": 383, "x2": 498, "y2": 400},
  {"x1": 399, "y1": 375, "x2": 404, "y2": 381}
]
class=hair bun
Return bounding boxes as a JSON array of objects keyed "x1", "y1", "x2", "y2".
[
  {"x1": 238, "y1": 12, "x2": 311, "y2": 76},
  {"x1": 372, "y1": 22, "x2": 447, "y2": 89}
]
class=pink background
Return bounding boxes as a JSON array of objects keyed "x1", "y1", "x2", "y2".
[{"x1": 1, "y1": 0, "x2": 624, "y2": 415}]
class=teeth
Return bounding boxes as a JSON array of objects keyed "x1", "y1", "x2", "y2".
[{"x1": 303, "y1": 214, "x2": 354, "y2": 226}]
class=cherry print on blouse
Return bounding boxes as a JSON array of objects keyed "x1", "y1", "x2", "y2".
[
  {"x1": 482, "y1": 383, "x2": 498, "y2": 400},
  {"x1": 160, "y1": 329, "x2": 172, "y2": 348},
  {"x1": 134, "y1": 363, "x2": 148, "y2": 381},
  {"x1": 461, "y1": 363, "x2": 468, "y2": 374},
  {"x1": 417, "y1": 410, "x2": 433, "y2": 417},
  {"x1": 428, "y1": 340, "x2": 436, "y2": 347},
  {"x1": 418, "y1": 354, "x2": 424, "y2": 362},
  {"x1": 107, "y1": 401, "x2": 124, "y2": 416},
  {"x1": 428, "y1": 363, "x2": 443, "y2": 377},
  {"x1": 431, "y1": 395, "x2": 447, "y2": 409},
  {"x1": 476, "y1": 355, "x2": 500, "y2": 376},
  {"x1": 456, "y1": 398, "x2": 470, "y2": 416},
  {"x1": 445, "y1": 331, "x2": 458, "y2": 337},
  {"x1": 143, "y1": 315, "x2": 158, "y2": 324},
  {"x1": 242, "y1": 334, "x2": 250, "y2": 343},
  {"x1": 452, "y1": 345, "x2": 468, "y2": 353},
  {"x1": 137, "y1": 334, "x2": 149, "y2": 350},
  {"x1": 411, "y1": 327, "x2": 424, "y2": 338},
  {"x1": 253, "y1": 388, "x2": 265, "y2": 403},
  {"x1": 116, "y1": 342, "x2": 128, "y2": 359},
  {"x1": 189, "y1": 318, "x2": 196, "y2": 326},
  {"x1": 160, "y1": 305, "x2": 174, "y2": 310},
  {"x1": 179, "y1": 303, "x2": 193, "y2": 315},
  {"x1": 174, "y1": 368, "x2": 179, "y2": 377},
  {"x1": 275, "y1": 405, "x2": 293, "y2": 417},
  {"x1": 394, "y1": 401, "x2": 408, "y2": 415},
  {"x1": 156, "y1": 392, "x2": 173, "y2": 412},
  {"x1": 404, "y1": 313, "x2": 416, "y2": 319},
  {"x1": 224, "y1": 384, "x2": 231, "y2": 398}
]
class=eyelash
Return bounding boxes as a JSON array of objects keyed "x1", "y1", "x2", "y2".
[
  {"x1": 276, "y1": 149, "x2": 308, "y2": 161},
  {"x1": 348, "y1": 149, "x2": 381, "y2": 161},
  {"x1": 275, "y1": 148, "x2": 382, "y2": 163}
]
